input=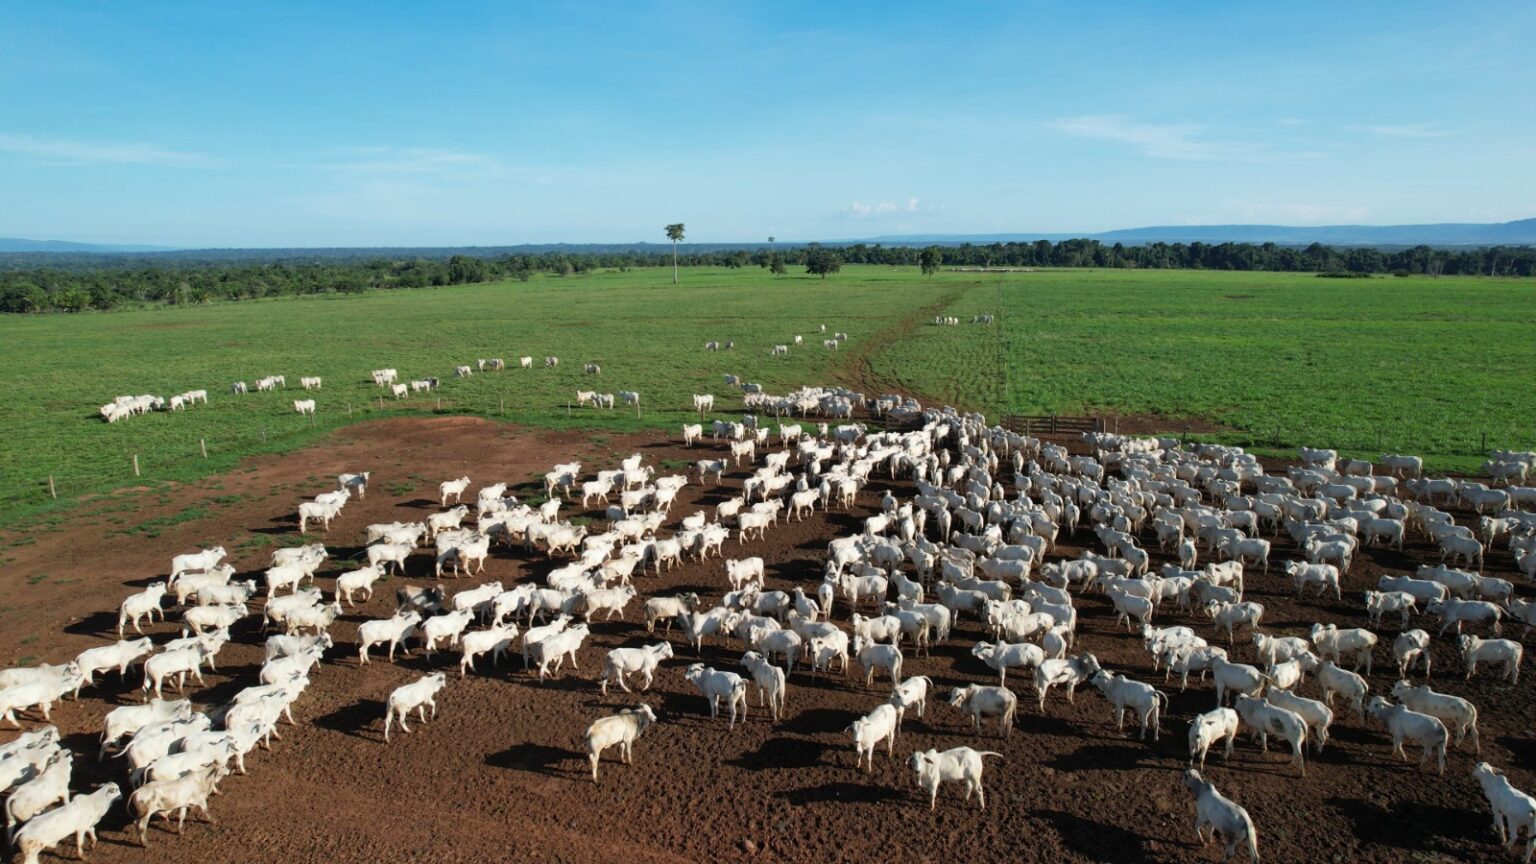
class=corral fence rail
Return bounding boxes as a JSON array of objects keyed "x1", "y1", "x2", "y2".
[{"x1": 1000, "y1": 414, "x2": 1105, "y2": 436}]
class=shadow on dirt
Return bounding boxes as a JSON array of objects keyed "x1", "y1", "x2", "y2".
[
  {"x1": 312, "y1": 697, "x2": 385, "y2": 739},
  {"x1": 728, "y1": 736, "x2": 830, "y2": 770},
  {"x1": 773, "y1": 781, "x2": 904, "y2": 806},
  {"x1": 1039, "y1": 809, "x2": 1148, "y2": 861},
  {"x1": 486, "y1": 742, "x2": 576, "y2": 777}
]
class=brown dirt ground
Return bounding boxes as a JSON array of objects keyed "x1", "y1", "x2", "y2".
[{"x1": 0, "y1": 415, "x2": 1531, "y2": 864}]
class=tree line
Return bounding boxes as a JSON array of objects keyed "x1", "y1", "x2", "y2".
[{"x1": 1, "y1": 239, "x2": 1531, "y2": 313}]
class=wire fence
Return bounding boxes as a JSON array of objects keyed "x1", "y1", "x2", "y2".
[
  {"x1": 10, "y1": 381, "x2": 842, "y2": 522},
  {"x1": 10, "y1": 357, "x2": 1532, "y2": 524}
]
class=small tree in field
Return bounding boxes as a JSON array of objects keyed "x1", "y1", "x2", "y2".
[
  {"x1": 920, "y1": 246, "x2": 942, "y2": 276},
  {"x1": 665, "y1": 223, "x2": 685, "y2": 284},
  {"x1": 804, "y1": 244, "x2": 842, "y2": 279}
]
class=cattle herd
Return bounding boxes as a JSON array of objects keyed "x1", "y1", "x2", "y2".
[{"x1": 42, "y1": 339, "x2": 1536, "y2": 863}]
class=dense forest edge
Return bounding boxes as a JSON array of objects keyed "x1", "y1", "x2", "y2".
[{"x1": 2, "y1": 238, "x2": 1532, "y2": 313}]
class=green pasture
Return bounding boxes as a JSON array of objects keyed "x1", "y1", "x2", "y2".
[{"x1": 0, "y1": 265, "x2": 1530, "y2": 524}]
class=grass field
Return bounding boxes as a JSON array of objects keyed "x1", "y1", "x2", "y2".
[
  {"x1": 1, "y1": 265, "x2": 1531, "y2": 522},
  {"x1": 870, "y1": 268, "x2": 1536, "y2": 464},
  {"x1": 0, "y1": 267, "x2": 954, "y2": 520}
]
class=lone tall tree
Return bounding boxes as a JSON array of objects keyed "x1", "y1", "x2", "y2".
[{"x1": 665, "y1": 223, "x2": 685, "y2": 284}]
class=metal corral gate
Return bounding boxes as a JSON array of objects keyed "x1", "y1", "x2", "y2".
[{"x1": 1000, "y1": 415, "x2": 1105, "y2": 435}]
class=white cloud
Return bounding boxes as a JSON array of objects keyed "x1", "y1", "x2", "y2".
[
  {"x1": 1347, "y1": 123, "x2": 1448, "y2": 138},
  {"x1": 1046, "y1": 115, "x2": 1332, "y2": 162},
  {"x1": 840, "y1": 196, "x2": 930, "y2": 219},
  {"x1": 1048, "y1": 115, "x2": 1243, "y2": 161},
  {"x1": 303, "y1": 146, "x2": 508, "y2": 176},
  {"x1": 0, "y1": 132, "x2": 213, "y2": 167}
]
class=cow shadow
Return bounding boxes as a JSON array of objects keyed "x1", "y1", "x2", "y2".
[
  {"x1": 311, "y1": 697, "x2": 386, "y2": 739},
  {"x1": 1326, "y1": 796, "x2": 1476, "y2": 850},
  {"x1": 728, "y1": 736, "x2": 830, "y2": 770},
  {"x1": 64, "y1": 611, "x2": 121, "y2": 638},
  {"x1": 485, "y1": 742, "x2": 576, "y2": 777},
  {"x1": 1038, "y1": 810, "x2": 1148, "y2": 862},
  {"x1": 1497, "y1": 734, "x2": 1536, "y2": 769},
  {"x1": 1044, "y1": 743, "x2": 1158, "y2": 773},
  {"x1": 781, "y1": 707, "x2": 853, "y2": 735}
]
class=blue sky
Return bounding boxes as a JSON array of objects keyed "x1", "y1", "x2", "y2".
[{"x1": 2, "y1": 1, "x2": 1532, "y2": 247}]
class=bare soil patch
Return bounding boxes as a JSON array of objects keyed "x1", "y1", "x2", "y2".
[{"x1": 0, "y1": 416, "x2": 1530, "y2": 863}]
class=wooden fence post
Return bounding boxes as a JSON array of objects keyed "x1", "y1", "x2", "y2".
[
  {"x1": 132, "y1": 454, "x2": 140, "y2": 476},
  {"x1": 200, "y1": 438, "x2": 207, "y2": 459},
  {"x1": 437, "y1": 397, "x2": 442, "y2": 412},
  {"x1": 48, "y1": 475, "x2": 56, "y2": 499},
  {"x1": 499, "y1": 397, "x2": 505, "y2": 414}
]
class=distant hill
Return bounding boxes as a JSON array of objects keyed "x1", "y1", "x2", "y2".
[
  {"x1": 861, "y1": 218, "x2": 1536, "y2": 248},
  {"x1": 0, "y1": 241, "x2": 779, "y2": 265},
  {"x1": 0, "y1": 237, "x2": 178, "y2": 253},
  {"x1": 5, "y1": 217, "x2": 1535, "y2": 260}
]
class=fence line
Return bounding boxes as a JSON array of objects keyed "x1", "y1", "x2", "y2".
[{"x1": 17, "y1": 387, "x2": 1531, "y2": 514}]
